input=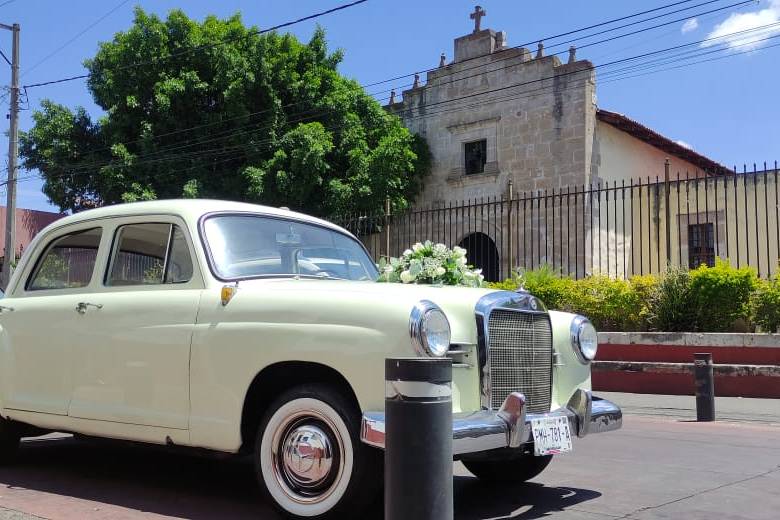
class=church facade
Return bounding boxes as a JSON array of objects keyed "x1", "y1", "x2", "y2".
[
  {"x1": 369, "y1": 9, "x2": 777, "y2": 282},
  {"x1": 388, "y1": 10, "x2": 725, "y2": 206}
]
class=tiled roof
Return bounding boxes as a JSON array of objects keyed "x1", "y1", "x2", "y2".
[{"x1": 597, "y1": 109, "x2": 731, "y2": 176}]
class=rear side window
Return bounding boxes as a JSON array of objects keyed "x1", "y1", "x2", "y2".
[
  {"x1": 107, "y1": 223, "x2": 193, "y2": 286},
  {"x1": 28, "y1": 228, "x2": 103, "y2": 291}
]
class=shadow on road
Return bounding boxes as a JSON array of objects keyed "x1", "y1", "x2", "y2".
[
  {"x1": 455, "y1": 474, "x2": 601, "y2": 519},
  {"x1": 0, "y1": 437, "x2": 601, "y2": 520}
]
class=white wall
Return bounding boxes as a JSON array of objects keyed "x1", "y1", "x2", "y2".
[{"x1": 594, "y1": 121, "x2": 705, "y2": 184}]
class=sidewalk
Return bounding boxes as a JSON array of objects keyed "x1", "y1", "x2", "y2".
[{"x1": 599, "y1": 391, "x2": 780, "y2": 425}]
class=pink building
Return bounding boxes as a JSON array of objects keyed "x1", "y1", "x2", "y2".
[{"x1": 0, "y1": 206, "x2": 64, "y2": 261}]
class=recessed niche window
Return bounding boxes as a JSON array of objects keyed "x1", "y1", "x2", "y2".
[
  {"x1": 464, "y1": 139, "x2": 487, "y2": 175},
  {"x1": 688, "y1": 223, "x2": 715, "y2": 268}
]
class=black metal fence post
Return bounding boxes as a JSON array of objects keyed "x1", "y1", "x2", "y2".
[
  {"x1": 694, "y1": 353, "x2": 715, "y2": 422},
  {"x1": 385, "y1": 358, "x2": 453, "y2": 520}
]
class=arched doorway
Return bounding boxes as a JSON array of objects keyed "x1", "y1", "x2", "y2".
[{"x1": 459, "y1": 232, "x2": 500, "y2": 282}]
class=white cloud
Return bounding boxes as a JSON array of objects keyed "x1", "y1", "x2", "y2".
[
  {"x1": 703, "y1": 0, "x2": 780, "y2": 50},
  {"x1": 675, "y1": 140, "x2": 694, "y2": 150},
  {"x1": 682, "y1": 18, "x2": 699, "y2": 34}
]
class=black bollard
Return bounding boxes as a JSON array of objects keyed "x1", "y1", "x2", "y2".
[
  {"x1": 385, "y1": 358, "x2": 453, "y2": 520},
  {"x1": 694, "y1": 353, "x2": 715, "y2": 422}
]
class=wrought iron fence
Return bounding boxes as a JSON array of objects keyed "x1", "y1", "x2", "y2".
[{"x1": 333, "y1": 161, "x2": 780, "y2": 282}]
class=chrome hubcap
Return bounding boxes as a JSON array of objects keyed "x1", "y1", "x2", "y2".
[
  {"x1": 271, "y1": 411, "x2": 344, "y2": 504},
  {"x1": 281, "y1": 424, "x2": 334, "y2": 489}
]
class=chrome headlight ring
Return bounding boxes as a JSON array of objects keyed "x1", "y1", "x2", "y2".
[
  {"x1": 409, "y1": 300, "x2": 451, "y2": 358},
  {"x1": 570, "y1": 315, "x2": 598, "y2": 364}
]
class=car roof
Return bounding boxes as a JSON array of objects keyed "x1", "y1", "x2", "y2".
[{"x1": 46, "y1": 199, "x2": 348, "y2": 234}]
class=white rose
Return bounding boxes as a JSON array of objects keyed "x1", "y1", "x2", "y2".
[
  {"x1": 400, "y1": 270, "x2": 415, "y2": 283},
  {"x1": 453, "y1": 246, "x2": 467, "y2": 258},
  {"x1": 435, "y1": 266, "x2": 446, "y2": 276},
  {"x1": 412, "y1": 243, "x2": 424, "y2": 253},
  {"x1": 402, "y1": 249, "x2": 413, "y2": 257},
  {"x1": 456, "y1": 256, "x2": 467, "y2": 267}
]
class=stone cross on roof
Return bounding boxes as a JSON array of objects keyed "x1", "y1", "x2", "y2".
[{"x1": 470, "y1": 5, "x2": 486, "y2": 33}]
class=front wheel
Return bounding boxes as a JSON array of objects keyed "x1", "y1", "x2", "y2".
[
  {"x1": 463, "y1": 454, "x2": 553, "y2": 485},
  {"x1": 255, "y1": 384, "x2": 381, "y2": 519}
]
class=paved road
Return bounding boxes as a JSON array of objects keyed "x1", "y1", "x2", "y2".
[{"x1": 0, "y1": 397, "x2": 779, "y2": 519}]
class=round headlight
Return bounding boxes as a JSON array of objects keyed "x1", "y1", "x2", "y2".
[
  {"x1": 410, "y1": 301, "x2": 451, "y2": 357},
  {"x1": 571, "y1": 316, "x2": 598, "y2": 363}
]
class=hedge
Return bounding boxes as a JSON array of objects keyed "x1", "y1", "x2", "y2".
[{"x1": 488, "y1": 260, "x2": 778, "y2": 333}]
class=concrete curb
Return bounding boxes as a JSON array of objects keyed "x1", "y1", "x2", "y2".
[
  {"x1": 598, "y1": 331, "x2": 780, "y2": 348},
  {"x1": 592, "y1": 360, "x2": 780, "y2": 398},
  {"x1": 593, "y1": 360, "x2": 780, "y2": 377}
]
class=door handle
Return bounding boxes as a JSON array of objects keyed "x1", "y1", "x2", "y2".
[
  {"x1": 0, "y1": 305, "x2": 14, "y2": 313},
  {"x1": 75, "y1": 302, "x2": 103, "y2": 314}
]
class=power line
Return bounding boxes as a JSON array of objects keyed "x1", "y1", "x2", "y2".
[
  {"x1": 25, "y1": 0, "x2": 754, "y2": 163},
  {"x1": 21, "y1": 0, "x2": 718, "y2": 92},
  {"x1": 13, "y1": 24, "x2": 779, "y2": 191},
  {"x1": 361, "y1": 0, "x2": 725, "y2": 89},
  {"x1": 367, "y1": 0, "x2": 754, "y2": 100},
  {"x1": 23, "y1": 0, "x2": 132, "y2": 77},
  {"x1": 0, "y1": 46, "x2": 9, "y2": 65},
  {"x1": 0, "y1": 1, "x2": 16, "y2": 9},
  {"x1": 22, "y1": 0, "x2": 370, "y2": 89},
  {"x1": 17, "y1": 20, "x2": 779, "y2": 186}
]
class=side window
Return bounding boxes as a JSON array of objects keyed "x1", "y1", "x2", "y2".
[
  {"x1": 28, "y1": 227, "x2": 103, "y2": 291},
  {"x1": 165, "y1": 225, "x2": 194, "y2": 283},
  {"x1": 107, "y1": 223, "x2": 193, "y2": 286}
]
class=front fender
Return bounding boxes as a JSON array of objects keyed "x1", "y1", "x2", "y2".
[{"x1": 549, "y1": 310, "x2": 592, "y2": 409}]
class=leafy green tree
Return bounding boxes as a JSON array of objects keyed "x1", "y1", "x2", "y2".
[{"x1": 20, "y1": 8, "x2": 429, "y2": 216}]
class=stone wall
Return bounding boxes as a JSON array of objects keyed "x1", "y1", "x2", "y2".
[{"x1": 388, "y1": 31, "x2": 597, "y2": 207}]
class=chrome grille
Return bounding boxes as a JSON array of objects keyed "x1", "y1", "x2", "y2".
[{"x1": 487, "y1": 310, "x2": 552, "y2": 413}]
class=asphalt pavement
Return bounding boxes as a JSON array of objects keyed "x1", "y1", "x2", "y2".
[{"x1": 0, "y1": 392, "x2": 778, "y2": 519}]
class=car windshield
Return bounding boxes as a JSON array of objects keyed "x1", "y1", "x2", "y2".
[{"x1": 203, "y1": 214, "x2": 378, "y2": 281}]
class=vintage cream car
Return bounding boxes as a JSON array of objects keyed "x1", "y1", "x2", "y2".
[{"x1": 0, "y1": 200, "x2": 621, "y2": 518}]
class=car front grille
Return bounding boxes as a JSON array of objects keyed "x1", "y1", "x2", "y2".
[{"x1": 486, "y1": 310, "x2": 553, "y2": 413}]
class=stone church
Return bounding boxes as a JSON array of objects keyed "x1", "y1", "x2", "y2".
[
  {"x1": 379, "y1": 7, "x2": 739, "y2": 282},
  {"x1": 387, "y1": 7, "x2": 726, "y2": 206}
]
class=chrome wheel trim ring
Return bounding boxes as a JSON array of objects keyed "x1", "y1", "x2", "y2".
[{"x1": 270, "y1": 409, "x2": 345, "y2": 505}]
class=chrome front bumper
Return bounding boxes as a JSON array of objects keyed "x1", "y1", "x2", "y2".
[{"x1": 360, "y1": 389, "x2": 622, "y2": 456}]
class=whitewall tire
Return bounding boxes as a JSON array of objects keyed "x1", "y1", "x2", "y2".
[{"x1": 255, "y1": 384, "x2": 380, "y2": 519}]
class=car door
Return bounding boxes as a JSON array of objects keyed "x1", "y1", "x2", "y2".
[
  {"x1": 67, "y1": 218, "x2": 202, "y2": 430},
  {"x1": 0, "y1": 224, "x2": 106, "y2": 416}
]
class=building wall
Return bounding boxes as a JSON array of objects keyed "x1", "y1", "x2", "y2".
[
  {"x1": 594, "y1": 121, "x2": 706, "y2": 184},
  {"x1": 389, "y1": 30, "x2": 596, "y2": 207},
  {"x1": 0, "y1": 207, "x2": 63, "y2": 260}
]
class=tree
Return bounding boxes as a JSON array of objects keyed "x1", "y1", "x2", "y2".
[{"x1": 20, "y1": 8, "x2": 430, "y2": 216}]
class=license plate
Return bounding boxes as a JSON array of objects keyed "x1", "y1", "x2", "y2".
[{"x1": 530, "y1": 416, "x2": 573, "y2": 456}]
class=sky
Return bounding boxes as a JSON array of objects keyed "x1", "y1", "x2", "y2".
[{"x1": 0, "y1": 0, "x2": 778, "y2": 212}]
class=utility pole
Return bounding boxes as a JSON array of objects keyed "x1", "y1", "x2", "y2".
[{"x1": 0, "y1": 22, "x2": 19, "y2": 290}]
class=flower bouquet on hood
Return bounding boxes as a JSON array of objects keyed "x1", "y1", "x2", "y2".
[{"x1": 377, "y1": 241, "x2": 485, "y2": 287}]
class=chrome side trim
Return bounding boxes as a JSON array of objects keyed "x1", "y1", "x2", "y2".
[{"x1": 360, "y1": 392, "x2": 622, "y2": 455}]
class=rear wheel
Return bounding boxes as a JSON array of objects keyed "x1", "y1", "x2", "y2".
[
  {"x1": 463, "y1": 454, "x2": 553, "y2": 484},
  {"x1": 0, "y1": 417, "x2": 20, "y2": 465},
  {"x1": 254, "y1": 384, "x2": 381, "y2": 519}
]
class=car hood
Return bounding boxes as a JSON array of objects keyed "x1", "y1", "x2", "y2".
[{"x1": 229, "y1": 278, "x2": 506, "y2": 344}]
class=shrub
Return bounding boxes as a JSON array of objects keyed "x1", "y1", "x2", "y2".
[
  {"x1": 644, "y1": 267, "x2": 694, "y2": 332},
  {"x1": 488, "y1": 262, "x2": 764, "y2": 333},
  {"x1": 489, "y1": 267, "x2": 650, "y2": 331},
  {"x1": 687, "y1": 260, "x2": 757, "y2": 332},
  {"x1": 517, "y1": 265, "x2": 576, "y2": 310},
  {"x1": 752, "y1": 276, "x2": 780, "y2": 333},
  {"x1": 627, "y1": 274, "x2": 659, "y2": 330}
]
